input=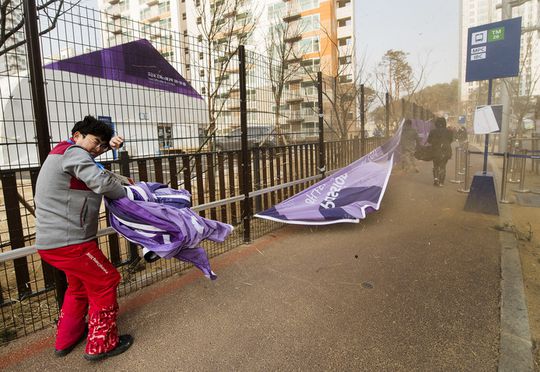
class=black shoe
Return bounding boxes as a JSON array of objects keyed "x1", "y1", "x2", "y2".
[
  {"x1": 433, "y1": 178, "x2": 439, "y2": 186},
  {"x1": 144, "y1": 250, "x2": 161, "y2": 263},
  {"x1": 54, "y1": 326, "x2": 88, "y2": 357},
  {"x1": 84, "y1": 334, "x2": 134, "y2": 361}
]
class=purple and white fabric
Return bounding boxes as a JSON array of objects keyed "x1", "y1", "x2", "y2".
[
  {"x1": 254, "y1": 122, "x2": 404, "y2": 225},
  {"x1": 106, "y1": 182, "x2": 233, "y2": 280}
]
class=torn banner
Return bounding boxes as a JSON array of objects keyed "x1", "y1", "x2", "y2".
[
  {"x1": 255, "y1": 123, "x2": 403, "y2": 225},
  {"x1": 106, "y1": 182, "x2": 233, "y2": 279}
]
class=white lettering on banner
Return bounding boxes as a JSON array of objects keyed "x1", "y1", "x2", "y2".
[
  {"x1": 86, "y1": 252, "x2": 109, "y2": 274},
  {"x1": 147, "y1": 72, "x2": 187, "y2": 87},
  {"x1": 304, "y1": 185, "x2": 326, "y2": 205},
  {"x1": 319, "y1": 174, "x2": 348, "y2": 209}
]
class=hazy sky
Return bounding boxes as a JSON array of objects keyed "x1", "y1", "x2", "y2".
[{"x1": 355, "y1": 0, "x2": 460, "y2": 87}]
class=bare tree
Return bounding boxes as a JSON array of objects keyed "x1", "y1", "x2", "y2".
[
  {"x1": 193, "y1": 0, "x2": 260, "y2": 146},
  {"x1": 0, "y1": 0, "x2": 76, "y2": 58},
  {"x1": 502, "y1": 32, "x2": 540, "y2": 136},
  {"x1": 299, "y1": 26, "x2": 366, "y2": 140},
  {"x1": 373, "y1": 49, "x2": 426, "y2": 127},
  {"x1": 265, "y1": 7, "x2": 305, "y2": 145}
]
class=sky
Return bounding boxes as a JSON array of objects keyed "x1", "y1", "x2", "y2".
[{"x1": 355, "y1": 0, "x2": 460, "y2": 87}]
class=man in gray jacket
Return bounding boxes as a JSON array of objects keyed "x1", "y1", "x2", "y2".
[{"x1": 35, "y1": 116, "x2": 133, "y2": 361}]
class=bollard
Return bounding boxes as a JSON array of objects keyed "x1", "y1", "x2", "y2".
[
  {"x1": 508, "y1": 140, "x2": 521, "y2": 183},
  {"x1": 458, "y1": 148, "x2": 471, "y2": 193},
  {"x1": 450, "y1": 146, "x2": 463, "y2": 184},
  {"x1": 500, "y1": 152, "x2": 513, "y2": 204},
  {"x1": 513, "y1": 152, "x2": 530, "y2": 193}
]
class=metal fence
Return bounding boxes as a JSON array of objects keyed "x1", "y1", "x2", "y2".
[{"x1": 0, "y1": 1, "x2": 434, "y2": 343}]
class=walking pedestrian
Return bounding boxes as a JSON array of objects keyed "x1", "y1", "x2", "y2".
[
  {"x1": 34, "y1": 116, "x2": 133, "y2": 361},
  {"x1": 400, "y1": 119, "x2": 420, "y2": 172},
  {"x1": 427, "y1": 117, "x2": 454, "y2": 186}
]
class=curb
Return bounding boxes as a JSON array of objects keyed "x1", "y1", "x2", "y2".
[{"x1": 482, "y1": 150, "x2": 534, "y2": 371}]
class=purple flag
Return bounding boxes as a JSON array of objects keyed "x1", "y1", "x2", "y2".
[
  {"x1": 412, "y1": 119, "x2": 434, "y2": 146},
  {"x1": 45, "y1": 39, "x2": 202, "y2": 99},
  {"x1": 106, "y1": 182, "x2": 233, "y2": 280},
  {"x1": 255, "y1": 124, "x2": 404, "y2": 225}
]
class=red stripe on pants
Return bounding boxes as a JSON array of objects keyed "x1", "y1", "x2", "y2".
[{"x1": 38, "y1": 240, "x2": 121, "y2": 354}]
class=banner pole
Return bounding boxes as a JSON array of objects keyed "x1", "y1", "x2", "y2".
[{"x1": 483, "y1": 79, "x2": 493, "y2": 174}]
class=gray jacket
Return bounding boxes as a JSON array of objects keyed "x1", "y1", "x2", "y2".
[{"x1": 35, "y1": 141, "x2": 126, "y2": 249}]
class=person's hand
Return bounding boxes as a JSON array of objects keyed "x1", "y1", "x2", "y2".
[{"x1": 109, "y1": 135, "x2": 124, "y2": 150}]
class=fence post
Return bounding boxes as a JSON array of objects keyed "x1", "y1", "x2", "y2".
[
  {"x1": 360, "y1": 84, "x2": 365, "y2": 155},
  {"x1": 239, "y1": 45, "x2": 252, "y2": 243},
  {"x1": 23, "y1": 0, "x2": 51, "y2": 164},
  {"x1": 317, "y1": 72, "x2": 326, "y2": 177},
  {"x1": 385, "y1": 92, "x2": 390, "y2": 138},
  {"x1": 23, "y1": 0, "x2": 69, "y2": 306},
  {"x1": 118, "y1": 150, "x2": 140, "y2": 261},
  {"x1": 0, "y1": 171, "x2": 32, "y2": 299}
]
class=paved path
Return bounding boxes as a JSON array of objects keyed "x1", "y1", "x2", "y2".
[{"x1": 0, "y1": 157, "x2": 504, "y2": 371}]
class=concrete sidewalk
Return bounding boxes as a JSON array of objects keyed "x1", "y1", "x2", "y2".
[{"x1": 0, "y1": 157, "x2": 513, "y2": 371}]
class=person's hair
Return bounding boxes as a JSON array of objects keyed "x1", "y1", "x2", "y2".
[
  {"x1": 434, "y1": 117, "x2": 447, "y2": 128},
  {"x1": 404, "y1": 119, "x2": 412, "y2": 127},
  {"x1": 71, "y1": 116, "x2": 114, "y2": 144}
]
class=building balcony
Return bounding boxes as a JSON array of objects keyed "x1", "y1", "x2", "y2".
[
  {"x1": 286, "y1": 112, "x2": 304, "y2": 124},
  {"x1": 108, "y1": 0, "x2": 120, "y2": 4},
  {"x1": 286, "y1": 96, "x2": 304, "y2": 104},
  {"x1": 284, "y1": 35, "x2": 301, "y2": 43}
]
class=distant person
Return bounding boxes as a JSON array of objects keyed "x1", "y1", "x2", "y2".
[
  {"x1": 427, "y1": 117, "x2": 454, "y2": 186},
  {"x1": 34, "y1": 116, "x2": 133, "y2": 361},
  {"x1": 399, "y1": 119, "x2": 420, "y2": 172}
]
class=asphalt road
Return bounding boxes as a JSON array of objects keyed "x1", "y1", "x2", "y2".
[{"x1": 0, "y1": 159, "x2": 501, "y2": 371}]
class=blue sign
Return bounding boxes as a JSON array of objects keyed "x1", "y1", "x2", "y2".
[
  {"x1": 466, "y1": 17, "x2": 522, "y2": 82},
  {"x1": 458, "y1": 115, "x2": 466, "y2": 124},
  {"x1": 98, "y1": 116, "x2": 117, "y2": 160}
]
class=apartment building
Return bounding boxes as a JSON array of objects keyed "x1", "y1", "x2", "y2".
[
  {"x1": 98, "y1": 0, "x2": 356, "y2": 137},
  {"x1": 266, "y1": 0, "x2": 356, "y2": 139},
  {"x1": 0, "y1": 4, "x2": 26, "y2": 75}
]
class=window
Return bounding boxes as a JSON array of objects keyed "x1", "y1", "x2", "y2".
[
  {"x1": 199, "y1": 52, "x2": 204, "y2": 60},
  {"x1": 201, "y1": 87, "x2": 207, "y2": 95},
  {"x1": 339, "y1": 55, "x2": 352, "y2": 65},
  {"x1": 299, "y1": 36, "x2": 320, "y2": 53},
  {"x1": 299, "y1": 0, "x2": 319, "y2": 11},
  {"x1": 337, "y1": 0, "x2": 351, "y2": 8},
  {"x1": 157, "y1": 124, "x2": 172, "y2": 148},
  {"x1": 197, "y1": 17, "x2": 202, "y2": 25},
  {"x1": 301, "y1": 58, "x2": 320, "y2": 72},
  {"x1": 338, "y1": 17, "x2": 351, "y2": 27},
  {"x1": 182, "y1": 12, "x2": 186, "y2": 20},
  {"x1": 299, "y1": 14, "x2": 320, "y2": 33},
  {"x1": 200, "y1": 69, "x2": 205, "y2": 78},
  {"x1": 338, "y1": 37, "x2": 352, "y2": 47}
]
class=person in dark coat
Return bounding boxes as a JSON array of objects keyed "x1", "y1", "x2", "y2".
[
  {"x1": 399, "y1": 119, "x2": 420, "y2": 172},
  {"x1": 427, "y1": 117, "x2": 454, "y2": 186}
]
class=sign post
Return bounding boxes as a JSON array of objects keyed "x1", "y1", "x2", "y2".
[{"x1": 464, "y1": 17, "x2": 522, "y2": 215}]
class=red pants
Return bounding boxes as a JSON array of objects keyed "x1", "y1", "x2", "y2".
[{"x1": 38, "y1": 240, "x2": 121, "y2": 354}]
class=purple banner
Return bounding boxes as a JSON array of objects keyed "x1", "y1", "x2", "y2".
[
  {"x1": 255, "y1": 123, "x2": 404, "y2": 225},
  {"x1": 45, "y1": 39, "x2": 202, "y2": 99},
  {"x1": 412, "y1": 119, "x2": 434, "y2": 146}
]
